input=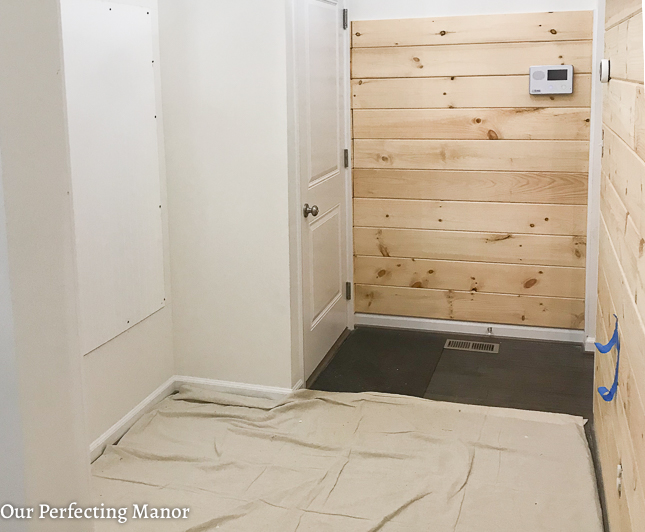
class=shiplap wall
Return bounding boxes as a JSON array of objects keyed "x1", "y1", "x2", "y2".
[
  {"x1": 351, "y1": 11, "x2": 593, "y2": 329},
  {"x1": 595, "y1": 0, "x2": 645, "y2": 529}
]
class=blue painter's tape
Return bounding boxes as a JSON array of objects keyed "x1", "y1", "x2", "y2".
[{"x1": 595, "y1": 315, "x2": 620, "y2": 402}]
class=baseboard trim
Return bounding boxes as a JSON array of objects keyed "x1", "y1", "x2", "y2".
[
  {"x1": 355, "y1": 313, "x2": 586, "y2": 345},
  {"x1": 89, "y1": 376, "x2": 175, "y2": 462},
  {"x1": 174, "y1": 375, "x2": 296, "y2": 401},
  {"x1": 90, "y1": 375, "x2": 301, "y2": 462}
]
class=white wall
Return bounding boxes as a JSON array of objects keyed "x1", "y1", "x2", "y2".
[
  {"x1": 159, "y1": 0, "x2": 295, "y2": 388},
  {"x1": 0, "y1": 0, "x2": 92, "y2": 527},
  {"x1": 75, "y1": 0, "x2": 177, "y2": 444},
  {"x1": 348, "y1": 0, "x2": 597, "y2": 20},
  {"x1": 0, "y1": 155, "x2": 26, "y2": 531}
]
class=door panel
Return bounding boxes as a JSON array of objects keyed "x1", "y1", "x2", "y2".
[
  {"x1": 296, "y1": 0, "x2": 348, "y2": 380},
  {"x1": 307, "y1": 1, "x2": 340, "y2": 182},
  {"x1": 311, "y1": 206, "x2": 342, "y2": 321}
]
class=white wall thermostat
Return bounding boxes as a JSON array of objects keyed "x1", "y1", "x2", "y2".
[{"x1": 529, "y1": 65, "x2": 574, "y2": 95}]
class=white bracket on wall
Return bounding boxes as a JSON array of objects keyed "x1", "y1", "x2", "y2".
[{"x1": 600, "y1": 59, "x2": 610, "y2": 83}]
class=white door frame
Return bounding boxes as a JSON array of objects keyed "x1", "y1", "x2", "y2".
[
  {"x1": 583, "y1": 4, "x2": 605, "y2": 352},
  {"x1": 286, "y1": 0, "x2": 353, "y2": 387}
]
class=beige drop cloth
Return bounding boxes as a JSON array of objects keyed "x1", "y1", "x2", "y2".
[{"x1": 92, "y1": 386, "x2": 603, "y2": 531}]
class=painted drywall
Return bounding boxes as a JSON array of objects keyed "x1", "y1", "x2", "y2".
[
  {"x1": 0, "y1": 156, "x2": 26, "y2": 530},
  {"x1": 348, "y1": 0, "x2": 598, "y2": 20},
  {"x1": 73, "y1": 0, "x2": 177, "y2": 444},
  {"x1": 159, "y1": 0, "x2": 294, "y2": 388},
  {"x1": 0, "y1": 0, "x2": 92, "y2": 527}
]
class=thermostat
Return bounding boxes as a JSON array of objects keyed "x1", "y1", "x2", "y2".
[{"x1": 529, "y1": 65, "x2": 574, "y2": 95}]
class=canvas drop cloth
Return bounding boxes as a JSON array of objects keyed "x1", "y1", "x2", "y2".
[{"x1": 92, "y1": 386, "x2": 603, "y2": 531}]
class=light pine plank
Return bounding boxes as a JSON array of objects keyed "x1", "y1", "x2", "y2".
[
  {"x1": 603, "y1": 126, "x2": 645, "y2": 236},
  {"x1": 352, "y1": 41, "x2": 593, "y2": 79},
  {"x1": 598, "y1": 225, "x2": 645, "y2": 468},
  {"x1": 355, "y1": 284, "x2": 585, "y2": 329},
  {"x1": 353, "y1": 108, "x2": 591, "y2": 140},
  {"x1": 354, "y1": 198, "x2": 587, "y2": 236},
  {"x1": 352, "y1": 11, "x2": 593, "y2": 48},
  {"x1": 596, "y1": 277, "x2": 645, "y2": 532},
  {"x1": 603, "y1": 79, "x2": 638, "y2": 148},
  {"x1": 354, "y1": 227, "x2": 586, "y2": 267},
  {"x1": 593, "y1": 379, "x2": 635, "y2": 532},
  {"x1": 593, "y1": 371, "x2": 639, "y2": 532},
  {"x1": 605, "y1": 13, "x2": 645, "y2": 83},
  {"x1": 600, "y1": 177, "x2": 645, "y2": 324},
  {"x1": 353, "y1": 169, "x2": 588, "y2": 204},
  {"x1": 354, "y1": 256, "x2": 586, "y2": 298},
  {"x1": 605, "y1": 20, "x2": 629, "y2": 80},
  {"x1": 605, "y1": 0, "x2": 641, "y2": 29},
  {"x1": 351, "y1": 75, "x2": 593, "y2": 109},
  {"x1": 596, "y1": 224, "x2": 645, "y2": 530},
  {"x1": 353, "y1": 139, "x2": 590, "y2": 172},
  {"x1": 627, "y1": 13, "x2": 644, "y2": 82},
  {"x1": 599, "y1": 184, "x2": 645, "y2": 403},
  {"x1": 635, "y1": 84, "x2": 645, "y2": 159}
]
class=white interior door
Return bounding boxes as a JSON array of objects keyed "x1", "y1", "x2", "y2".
[{"x1": 295, "y1": 0, "x2": 349, "y2": 381}]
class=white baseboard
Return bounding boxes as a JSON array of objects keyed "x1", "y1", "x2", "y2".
[
  {"x1": 90, "y1": 375, "x2": 302, "y2": 462},
  {"x1": 355, "y1": 313, "x2": 587, "y2": 345},
  {"x1": 89, "y1": 376, "x2": 175, "y2": 462},
  {"x1": 174, "y1": 375, "x2": 297, "y2": 401}
]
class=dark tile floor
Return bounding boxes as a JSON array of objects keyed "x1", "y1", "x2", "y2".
[{"x1": 310, "y1": 326, "x2": 594, "y2": 419}]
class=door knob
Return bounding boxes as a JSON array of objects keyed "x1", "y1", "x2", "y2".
[{"x1": 303, "y1": 204, "x2": 319, "y2": 218}]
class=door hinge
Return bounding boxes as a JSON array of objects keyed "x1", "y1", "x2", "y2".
[
  {"x1": 345, "y1": 282, "x2": 352, "y2": 300},
  {"x1": 343, "y1": 9, "x2": 348, "y2": 30},
  {"x1": 344, "y1": 149, "x2": 349, "y2": 168}
]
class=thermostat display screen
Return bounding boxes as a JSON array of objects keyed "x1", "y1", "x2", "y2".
[
  {"x1": 529, "y1": 65, "x2": 574, "y2": 95},
  {"x1": 547, "y1": 69, "x2": 568, "y2": 81}
]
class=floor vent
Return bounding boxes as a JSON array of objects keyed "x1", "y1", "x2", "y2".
[{"x1": 444, "y1": 339, "x2": 500, "y2": 354}]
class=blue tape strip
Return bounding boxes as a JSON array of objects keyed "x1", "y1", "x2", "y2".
[{"x1": 595, "y1": 314, "x2": 620, "y2": 402}]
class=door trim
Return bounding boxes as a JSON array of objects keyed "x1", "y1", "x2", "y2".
[{"x1": 285, "y1": 0, "x2": 353, "y2": 388}]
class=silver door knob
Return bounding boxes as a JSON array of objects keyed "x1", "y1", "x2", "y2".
[{"x1": 303, "y1": 204, "x2": 319, "y2": 218}]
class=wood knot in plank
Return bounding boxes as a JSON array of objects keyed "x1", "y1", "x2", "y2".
[
  {"x1": 524, "y1": 278, "x2": 538, "y2": 289},
  {"x1": 486, "y1": 234, "x2": 512, "y2": 243}
]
